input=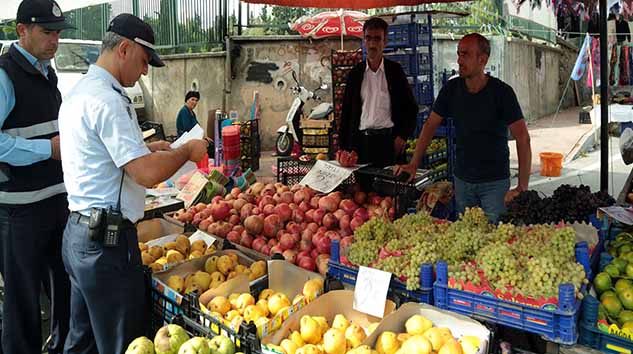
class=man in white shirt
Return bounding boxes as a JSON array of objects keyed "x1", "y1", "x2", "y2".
[
  {"x1": 58, "y1": 14, "x2": 207, "y2": 353},
  {"x1": 339, "y1": 17, "x2": 418, "y2": 168}
]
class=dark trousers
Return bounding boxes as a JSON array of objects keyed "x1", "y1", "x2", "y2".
[
  {"x1": 0, "y1": 194, "x2": 70, "y2": 354},
  {"x1": 358, "y1": 133, "x2": 405, "y2": 168},
  {"x1": 62, "y1": 214, "x2": 145, "y2": 354}
]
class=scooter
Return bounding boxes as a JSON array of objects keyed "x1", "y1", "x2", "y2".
[{"x1": 275, "y1": 70, "x2": 333, "y2": 156}]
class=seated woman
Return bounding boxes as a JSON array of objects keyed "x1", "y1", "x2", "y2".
[{"x1": 176, "y1": 91, "x2": 200, "y2": 137}]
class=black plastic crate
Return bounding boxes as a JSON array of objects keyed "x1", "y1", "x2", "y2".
[{"x1": 276, "y1": 157, "x2": 316, "y2": 185}]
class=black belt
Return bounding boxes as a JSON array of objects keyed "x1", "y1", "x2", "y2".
[
  {"x1": 361, "y1": 128, "x2": 392, "y2": 136},
  {"x1": 70, "y1": 211, "x2": 135, "y2": 229}
]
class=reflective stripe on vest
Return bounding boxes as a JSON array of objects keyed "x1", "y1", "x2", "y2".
[
  {"x1": 0, "y1": 182, "x2": 65, "y2": 204},
  {"x1": 3, "y1": 120, "x2": 59, "y2": 139}
]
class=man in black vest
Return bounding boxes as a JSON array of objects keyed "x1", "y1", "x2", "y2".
[
  {"x1": 0, "y1": 1, "x2": 74, "y2": 353},
  {"x1": 339, "y1": 17, "x2": 418, "y2": 168}
]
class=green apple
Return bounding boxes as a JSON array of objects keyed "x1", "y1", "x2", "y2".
[
  {"x1": 178, "y1": 337, "x2": 211, "y2": 354},
  {"x1": 126, "y1": 336, "x2": 155, "y2": 354},
  {"x1": 154, "y1": 324, "x2": 190, "y2": 354},
  {"x1": 208, "y1": 335, "x2": 236, "y2": 354}
]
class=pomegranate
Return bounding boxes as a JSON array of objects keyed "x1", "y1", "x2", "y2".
[
  {"x1": 318, "y1": 197, "x2": 338, "y2": 213},
  {"x1": 353, "y1": 191, "x2": 367, "y2": 205},
  {"x1": 322, "y1": 213, "x2": 338, "y2": 230},
  {"x1": 226, "y1": 230, "x2": 240, "y2": 243},
  {"x1": 292, "y1": 209, "x2": 305, "y2": 223},
  {"x1": 240, "y1": 234, "x2": 254, "y2": 248},
  {"x1": 297, "y1": 257, "x2": 316, "y2": 272},
  {"x1": 274, "y1": 203, "x2": 292, "y2": 222},
  {"x1": 283, "y1": 249, "x2": 298, "y2": 264},
  {"x1": 279, "y1": 233, "x2": 296, "y2": 251},
  {"x1": 244, "y1": 215, "x2": 264, "y2": 235},
  {"x1": 252, "y1": 237, "x2": 267, "y2": 252}
]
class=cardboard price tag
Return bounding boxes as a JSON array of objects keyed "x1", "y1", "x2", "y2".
[
  {"x1": 299, "y1": 160, "x2": 355, "y2": 193},
  {"x1": 353, "y1": 266, "x2": 391, "y2": 318},
  {"x1": 176, "y1": 171, "x2": 208, "y2": 209}
]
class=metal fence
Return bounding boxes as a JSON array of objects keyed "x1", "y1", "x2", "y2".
[{"x1": 61, "y1": 0, "x2": 228, "y2": 52}]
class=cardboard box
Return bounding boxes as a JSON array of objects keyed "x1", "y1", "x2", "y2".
[
  {"x1": 152, "y1": 250, "x2": 260, "y2": 304},
  {"x1": 363, "y1": 302, "x2": 490, "y2": 354},
  {"x1": 137, "y1": 218, "x2": 184, "y2": 243},
  {"x1": 261, "y1": 290, "x2": 396, "y2": 352},
  {"x1": 145, "y1": 230, "x2": 222, "y2": 271},
  {"x1": 197, "y1": 260, "x2": 324, "y2": 338}
]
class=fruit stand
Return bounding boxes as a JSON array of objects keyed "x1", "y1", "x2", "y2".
[{"x1": 122, "y1": 162, "x2": 628, "y2": 354}]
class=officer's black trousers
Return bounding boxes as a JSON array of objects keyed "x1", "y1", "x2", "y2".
[
  {"x1": 0, "y1": 194, "x2": 70, "y2": 354},
  {"x1": 62, "y1": 214, "x2": 145, "y2": 354}
]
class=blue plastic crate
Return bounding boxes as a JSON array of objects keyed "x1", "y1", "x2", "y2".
[
  {"x1": 413, "y1": 81, "x2": 434, "y2": 105},
  {"x1": 385, "y1": 52, "x2": 432, "y2": 77},
  {"x1": 387, "y1": 23, "x2": 432, "y2": 48},
  {"x1": 433, "y1": 242, "x2": 591, "y2": 345},
  {"x1": 327, "y1": 239, "x2": 434, "y2": 305},
  {"x1": 579, "y1": 295, "x2": 633, "y2": 353}
]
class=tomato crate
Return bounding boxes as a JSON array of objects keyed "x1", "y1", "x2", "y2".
[
  {"x1": 433, "y1": 241, "x2": 592, "y2": 345},
  {"x1": 578, "y1": 295, "x2": 633, "y2": 353},
  {"x1": 327, "y1": 239, "x2": 434, "y2": 307}
]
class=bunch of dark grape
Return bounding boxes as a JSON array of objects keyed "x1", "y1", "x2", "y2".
[{"x1": 499, "y1": 184, "x2": 615, "y2": 225}]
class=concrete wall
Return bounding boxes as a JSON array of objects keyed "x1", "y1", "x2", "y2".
[
  {"x1": 228, "y1": 36, "x2": 361, "y2": 150},
  {"x1": 141, "y1": 34, "x2": 580, "y2": 150},
  {"x1": 432, "y1": 35, "x2": 566, "y2": 122},
  {"x1": 141, "y1": 52, "x2": 226, "y2": 137}
]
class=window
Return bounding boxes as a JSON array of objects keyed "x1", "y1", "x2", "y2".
[{"x1": 54, "y1": 43, "x2": 100, "y2": 72}]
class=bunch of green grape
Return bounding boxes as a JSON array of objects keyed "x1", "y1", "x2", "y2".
[
  {"x1": 348, "y1": 240, "x2": 381, "y2": 266},
  {"x1": 476, "y1": 242, "x2": 523, "y2": 288},
  {"x1": 353, "y1": 217, "x2": 398, "y2": 244}
]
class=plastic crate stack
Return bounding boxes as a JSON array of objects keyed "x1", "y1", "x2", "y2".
[
  {"x1": 239, "y1": 119, "x2": 260, "y2": 172},
  {"x1": 331, "y1": 50, "x2": 363, "y2": 155}
]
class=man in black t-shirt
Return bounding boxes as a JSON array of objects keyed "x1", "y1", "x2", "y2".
[{"x1": 396, "y1": 33, "x2": 532, "y2": 223}]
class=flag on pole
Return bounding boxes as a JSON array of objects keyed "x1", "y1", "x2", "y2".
[{"x1": 571, "y1": 34, "x2": 592, "y2": 81}]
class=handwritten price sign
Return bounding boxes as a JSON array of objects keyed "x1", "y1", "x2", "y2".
[{"x1": 299, "y1": 160, "x2": 359, "y2": 193}]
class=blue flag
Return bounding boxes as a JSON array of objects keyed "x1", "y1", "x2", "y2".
[{"x1": 571, "y1": 34, "x2": 592, "y2": 81}]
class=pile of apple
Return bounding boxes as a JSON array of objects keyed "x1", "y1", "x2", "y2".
[
  {"x1": 201, "y1": 278, "x2": 324, "y2": 333},
  {"x1": 125, "y1": 324, "x2": 236, "y2": 354},
  {"x1": 172, "y1": 182, "x2": 395, "y2": 275}
]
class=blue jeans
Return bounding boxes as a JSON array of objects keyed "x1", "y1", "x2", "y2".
[{"x1": 454, "y1": 176, "x2": 510, "y2": 223}]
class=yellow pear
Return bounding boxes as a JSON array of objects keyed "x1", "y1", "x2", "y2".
[
  {"x1": 375, "y1": 331, "x2": 400, "y2": 354},
  {"x1": 322, "y1": 328, "x2": 346, "y2": 354},
  {"x1": 367, "y1": 322, "x2": 379, "y2": 334},
  {"x1": 191, "y1": 240, "x2": 207, "y2": 253},
  {"x1": 293, "y1": 294, "x2": 306, "y2": 305},
  {"x1": 296, "y1": 344, "x2": 322, "y2": 354},
  {"x1": 399, "y1": 335, "x2": 433, "y2": 354},
  {"x1": 396, "y1": 333, "x2": 411, "y2": 343},
  {"x1": 148, "y1": 245, "x2": 164, "y2": 259},
  {"x1": 167, "y1": 275, "x2": 184, "y2": 293},
  {"x1": 225, "y1": 310, "x2": 241, "y2": 321},
  {"x1": 405, "y1": 315, "x2": 433, "y2": 335},
  {"x1": 236, "y1": 293, "x2": 256, "y2": 313},
  {"x1": 149, "y1": 262, "x2": 163, "y2": 272},
  {"x1": 268, "y1": 293, "x2": 291, "y2": 316},
  {"x1": 217, "y1": 255, "x2": 234, "y2": 275},
  {"x1": 188, "y1": 250, "x2": 202, "y2": 259},
  {"x1": 259, "y1": 288, "x2": 275, "y2": 301},
  {"x1": 243, "y1": 304, "x2": 265, "y2": 323},
  {"x1": 344, "y1": 323, "x2": 366, "y2": 349},
  {"x1": 208, "y1": 296, "x2": 231, "y2": 315},
  {"x1": 437, "y1": 327, "x2": 454, "y2": 342},
  {"x1": 347, "y1": 345, "x2": 373, "y2": 354},
  {"x1": 204, "y1": 244, "x2": 217, "y2": 255},
  {"x1": 229, "y1": 293, "x2": 240, "y2": 310},
  {"x1": 250, "y1": 260, "x2": 267, "y2": 278},
  {"x1": 300, "y1": 316, "x2": 322, "y2": 345},
  {"x1": 438, "y1": 338, "x2": 463, "y2": 354},
  {"x1": 290, "y1": 330, "x2": 305, "y2": 347},
  {"x1": 138, "y1": 242, "x2": 148, "y2": 252},
  {"x1": 227, "y1": 253, "x2": 239, "y2": 266},
  {"x1": 141, "y1": 252, "x2": 154, "y2": 265},
  {"x1": 166, "y1": 250, "x2": 185, "y2": 263},
  {"x1": 155, "y1": 257, "x2": 168, "y2": 265},
  {"x1": 192, "y1": 271, "x2": 212, "y2": 292},
  {"x1": 256, "y1": 299, "x2": 270, "y2": 317},
  {"x1": 163, "y1": 242, "x2": 178, "y2": 252},
  {"x1": 458, "y1": 336, "x2": 481, "y2": 354},
  {"x1": 230, "y1": 315, "x2": 244, "y2": 329},
  {"x1": 281, "y1": 339, "x2": 299, "y2": 354},
  {"x1": 233, "y1": 264, "x2": 246, "y2": 274},
  {"x1": 313, "y1": 316, "x2": 329, "y2": 334},
  {"x1": 331, "y1": 314, "x2": 350, "y2": 333},
  {"x1": 266, "y1": 344, "x2": 286, "y2": 354},
  {"x1": 423, "y1": 327, "x2": 447, "y2": 351},
  {"x1": 175, "y1": 235, "x2": 190, "y2": 255},
  {"x1": 302, "y1": 278, "x2": 324, "y2": 301},
  {"x1": 205, "y1": 256, "x2": 218, "y2": 274}
]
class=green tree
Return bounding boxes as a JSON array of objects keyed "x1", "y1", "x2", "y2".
[{"x1": 0, "y1": 21, "x2": 17, "y2": 40}]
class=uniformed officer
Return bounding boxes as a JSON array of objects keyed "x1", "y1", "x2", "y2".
[
  {"x1": 0, "y1": 0, "x2": 74, "y2": 353},
  {"x1": 58, "y1": 13, "x2": 208, "y2": 353}
]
